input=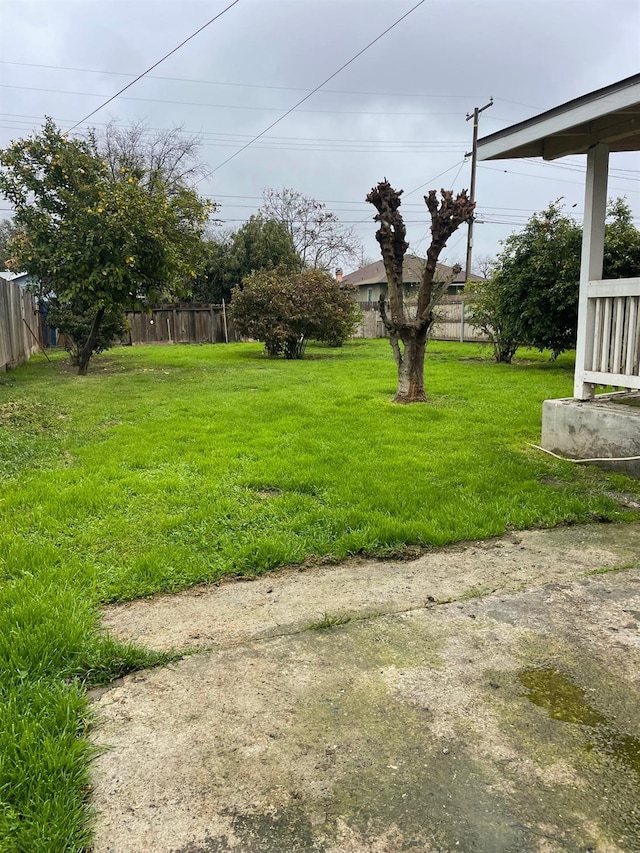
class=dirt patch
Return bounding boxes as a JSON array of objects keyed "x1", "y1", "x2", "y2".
[{"x1": 102, "y1": 523, "x2": 640, "y2": 652}]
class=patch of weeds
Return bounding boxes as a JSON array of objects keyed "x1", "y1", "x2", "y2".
[
  {"x1": 80, "y1": 636, "x2": 181, "y2": 688},
  {"x1": 586, "y1": 562, "x2": 636, "y2": 577},
  {"x1": 459, "y1": 585, "x2": 498, "y2": 601},
  {"x1": 308, "y1": 612, "x2": 353, "y2": 630}
]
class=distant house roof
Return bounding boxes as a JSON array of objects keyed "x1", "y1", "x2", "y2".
[{"x1": 342, "y1": 254, "x2": 483, "y2": 287}]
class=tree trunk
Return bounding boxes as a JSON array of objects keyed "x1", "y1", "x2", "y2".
[
  {"x1": 77, "y1": 306, "x2": 106, "y2": 375},
  {"x1": 394, "y1": 329, "x2": 427, "y2": 403}
]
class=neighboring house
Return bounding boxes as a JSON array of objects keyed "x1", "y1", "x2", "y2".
[
  {"x1": 0, "y1": 270, "x2": 56, "y2": 346},
  {"x1": 0, "y1": 270, "x2": 32, "y2": 288},
  {"x1": 342, "y1": 254, "x2": 484, "y2": 303}
]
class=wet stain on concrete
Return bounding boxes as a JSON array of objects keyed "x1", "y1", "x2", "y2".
[{"x1": 519, "y1": 665, "x2": 640, "y2": 784}]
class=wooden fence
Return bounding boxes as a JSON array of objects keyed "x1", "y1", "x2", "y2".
[
  {"x1": 433, "y1": 298, "x2": 488, "y2": 343},
  {"x1": 0, "y1": 277, "x2": 40, "y2": 371},
  {"x1": 125, "y1": 304, "x2": 239, "y2": 345},
  {"x1": 354, "y1": 298, "x2": 488, "y2": 343}
]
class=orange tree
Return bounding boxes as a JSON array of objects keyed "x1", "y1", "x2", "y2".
[{"x1": 0, "y1": 119, "x2": 210, "y2": 374}]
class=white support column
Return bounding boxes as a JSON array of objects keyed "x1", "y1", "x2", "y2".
[{"x1": 574, "y1": 143, "x2": 609, "y2": 399}]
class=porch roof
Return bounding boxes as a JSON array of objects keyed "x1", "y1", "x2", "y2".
[{"x1": 477, "y1": 74, "x2": 640, "y2": 161}]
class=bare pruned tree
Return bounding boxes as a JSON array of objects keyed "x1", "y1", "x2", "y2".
[
  {"x1": 473, "y1": 253, "x2": 496, "y2": 279},
  {"x1": 366, "y1": 179, "x2": 474, "y2": 403},
  {"x1": 260, "y1": 187, "x2": 361, "y2": 272},
  {"x1": 96, "y1": 119, "x2": 208, "y2": 194}
]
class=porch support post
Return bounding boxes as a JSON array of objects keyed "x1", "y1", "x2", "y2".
[{"x1": 574, "y1": 143, "x2": 609, "y2": 400}]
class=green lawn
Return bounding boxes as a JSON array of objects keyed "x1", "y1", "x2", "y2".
[{"x1": 1, "y1": 339, "x2": 639, "y2": 851}]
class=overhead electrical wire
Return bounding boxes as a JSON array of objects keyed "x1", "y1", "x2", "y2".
[
  {"x1": 402, "y1": 159, "x2": 468, "y2": 198},
  {"x1": 196, "y1": 0, "x2": 428, "y2": 180},
  {"x1": 0, "y1": 112, "x2": 468, "y2": 147},
  {"x1": 1, "y1": 84, "x2": 491, "y2": 118},
  {"x1": 0, "y1": 60, "x2": 498, "y2": 102},
  {"x1": 478, "y1": 165, "x2": 635, "y2": 194},
  {"x1": 66, "y1": 0, "x2": 242, "y2": 131}
]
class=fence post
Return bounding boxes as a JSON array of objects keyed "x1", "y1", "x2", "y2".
[
  {"x1": 460, "y1": 299, "x2": 465, "y2": 343},
  {"x1": 222, "y1": 300, "x2": 229, "y2": 344}
]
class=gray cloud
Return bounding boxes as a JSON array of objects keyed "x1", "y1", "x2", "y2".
[{"x1": 1, "y1": 0, "x2": 638, "y2": 270}]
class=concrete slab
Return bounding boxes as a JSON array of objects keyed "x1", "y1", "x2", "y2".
[
  {"x1": 91, "y1": 524, "x2": 640, "y2": 853},
  {"x1": 542, "y1": 394, "x2": 640, "y2": 478},
  {"x1": 102, "y1": 523, "x2": 640, "y2": 653}
]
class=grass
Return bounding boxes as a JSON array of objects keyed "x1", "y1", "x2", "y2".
[
  {"x1": 308, "y1": 612, "x2": 354, "y2": 630},
  {"x1": 1, "y1": 338, "x2": 639, "y2": 851}
]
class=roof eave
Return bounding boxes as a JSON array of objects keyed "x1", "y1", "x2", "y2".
[{"x1": 477, "y1": 74, "x2": 640, "y2": 161}]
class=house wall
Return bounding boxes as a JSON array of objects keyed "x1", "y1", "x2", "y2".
[
  {"x1": 352, "y1": 284, "x2": 386, "y2": 303},
  {"x1": 0, "y1": 278, "x2": 39, "y2": 371}
]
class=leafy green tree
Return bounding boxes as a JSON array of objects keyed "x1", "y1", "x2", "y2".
[
  {"x1": 0, "y1": 218, "x2": 18, "y2": 269},
  {"x1": 230, "y1": 267, "x2": 360, "y2": 359},
  {"x1": 603, "y1": 197, "x2": 640, "y2": 279},
  {"x1": 464, "y1": 277, "x2": 520, "y2": 363},
  {"x1": 465, "y1": 199, "x2": 640, "y2": 362},
  {"x1": 0, "y1": 119, "x2": 210, "y2": 374},
  {"x1": 192, "y1": 216, "x2": 300, "y2": 304},
  {"x1": 490, "y1": 202, "x2": 582, "y2": 359}
]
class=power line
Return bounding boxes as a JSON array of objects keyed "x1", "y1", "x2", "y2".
[
  {"x1": 196, "y1": 0, "x2": 428, "y2": 181},
  {"x1": 1, "y1": 83, "x2": 478, "y2": 119},
  {"x1": 478, "y1": 164, "x2": 635, "y2": 194},
  {"x1": 0, "y1": 60, "x2": 495, "y2": 101},
  {"x1": 403, "y1": 159, "x2": 468, "y2": 198},
  {"x1": 0, "y1": 112, "x2": 469, "y2": 146},
  {"x1": 67, "y1": 0, "x2": 242, "y2": 131}
]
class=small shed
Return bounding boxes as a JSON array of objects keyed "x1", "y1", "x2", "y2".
[{"x1": 477, "y1": 74, "x2": 640, "y2": 475}]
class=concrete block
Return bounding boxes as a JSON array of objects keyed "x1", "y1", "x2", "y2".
[{"x1": 541, "y1": 393, "x2": 640, "y2": 478}]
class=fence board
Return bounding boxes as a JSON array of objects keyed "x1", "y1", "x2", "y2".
[
  {"x1": 125, "y1": 305, "x2": 238, "y2": 346},
  {"x1": 354, "y1": 299, "x2": 488, "y2": 342},
  {"x1": 0, "y1": 278, "x2": 40, "y2": 371}
]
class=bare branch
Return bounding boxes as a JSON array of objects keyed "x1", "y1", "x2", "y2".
[
  {"x1": 366, "y1": 179, "x2": 474, "y2": 403},
  {"x1": 260, "y1": 187, "x2": 361, "y2": 271},
  {"x1": 377, "y1": 294, "x2": 396, "y2": 333},
  {"x1": 366, "y1": 179, "x2": 408, "y2": 326},
  {"x1": 94, "y1": 119, "x2": 208, "y2": 194},
  {"x1": 418, "y1": 190, "x2": 474, "y2": 319}
]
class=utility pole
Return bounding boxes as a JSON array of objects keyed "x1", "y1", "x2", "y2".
[{"x1": 464, "y1": 98, "x2": 493, "y2": 282}]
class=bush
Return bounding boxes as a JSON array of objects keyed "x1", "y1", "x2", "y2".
[
  {"x1": 464, "y1": 199, "x2": 640, "y2": 362},
  {"x1": 230, "y1": 267, "x2": 361, "y2": 359}
]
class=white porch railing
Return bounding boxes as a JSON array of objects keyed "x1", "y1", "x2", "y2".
[{"x1": 583, "y1": 276, "x2": 640, "y2": 390}]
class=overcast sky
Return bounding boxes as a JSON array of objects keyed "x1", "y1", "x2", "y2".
[{"x1": 1, "y1": 0, "x2": 639, "y2": 272}]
